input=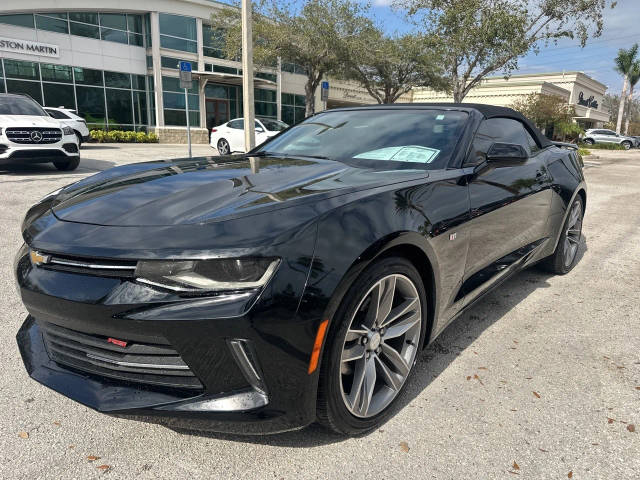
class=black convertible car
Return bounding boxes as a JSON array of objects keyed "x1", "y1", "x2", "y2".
[{"x1": 15, "y1": 104, "x2": 586, "y2": 436}]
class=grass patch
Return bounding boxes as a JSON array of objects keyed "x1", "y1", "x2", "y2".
[
  {"x1": 578, "y1": 147, "x2": 591, "y2": 156},
  {"x1": 579, "y1": 142, "x2": 627, "y2": 150}
]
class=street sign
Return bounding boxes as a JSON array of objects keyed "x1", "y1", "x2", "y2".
[
  {"x1": 179, "y1": 61, "x2": 192, "y2": 89},
  {"x1": 321, "y1": 81, "x2": 329, "y2": 102},
  {"x1": 178, "y1": 61, "x2": 193, "y2": 157}
]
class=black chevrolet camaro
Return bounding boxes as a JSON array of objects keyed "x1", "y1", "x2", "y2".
[{"x1": 15, "y1": 104, "x2": 586, "y2": 436}]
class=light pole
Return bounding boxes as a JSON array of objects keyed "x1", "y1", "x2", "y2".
[{"x1": 241, "y1": 0, "x2": 256, "y2": 153}]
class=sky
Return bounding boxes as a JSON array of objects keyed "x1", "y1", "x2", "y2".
[{"x1": 367, "y1": 0, "x2": 639, "y2": 95}]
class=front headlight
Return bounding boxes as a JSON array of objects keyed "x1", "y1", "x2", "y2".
[
  {"x1": 62, "y1": 126, "x2": 74, "y2": 136},
  {"x1": 135, "y1": 258, "x2": 280, "y2": 292}
]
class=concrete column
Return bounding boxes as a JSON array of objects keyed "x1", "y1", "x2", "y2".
[
  {"x1": 276, "y1": 57, "x2": 282, "y2": 121},
  {"x1": 241, "y1": 0, "x2": 256, "y2": 151},
  {"x1": 150, "y1": 12, "x2": 164, "y2": 127},
  {"x1": 196, "y1": 18, "x2": 206, "y2": 130}
]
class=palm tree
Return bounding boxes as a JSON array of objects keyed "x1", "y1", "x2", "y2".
[
  {"x1": 614, "y1": 44, "x2": 639, "y2": 134},
  {"x1": 624, "y1": 62, "x2": 640, "y2": 135}
]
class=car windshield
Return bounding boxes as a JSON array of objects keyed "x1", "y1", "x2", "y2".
[
  {"x1": 259, "y1": 118, "x2": 289, "y2": 131},
  {"x1": 255, "y1": 109, "x2": 469, "y2": 169},
  {"x1": 0, "y1": 96, "x2": 46, "y2": 116}
]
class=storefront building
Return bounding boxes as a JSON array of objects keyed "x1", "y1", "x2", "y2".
[
  {"x1": 413, "y1": 71, "x2": 610, "y2": 129},
  {"x1": 0, "y1": 0, "x2": 379, "y2": 143}
]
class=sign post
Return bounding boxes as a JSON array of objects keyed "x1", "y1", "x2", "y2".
[
  {"x1": 179, "y1": 61, "x2": 193, "y2": 157},
  {"x1": 321, "y1": 81, "x2": 329, "y2": 111}
]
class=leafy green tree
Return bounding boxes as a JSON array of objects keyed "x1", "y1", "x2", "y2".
[
  {"x1": 510, "y1": 93, "x2": 580, "y2": 140},
  {"x1": 614, "y1": 44, "x2": 639, "y2": 134},
  {"x1": 397, "y1": 0, "x2": 616, "y2": 102},
  {"x1": 210, "y1": 0, "x2": 372, "y2": 117},
  {"x1": 345, "y1": 29, "x2": 447, "y2": 104}
]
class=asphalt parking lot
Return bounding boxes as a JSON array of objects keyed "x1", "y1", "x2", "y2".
[{"x1": 1, "y1": 145, "x2": 639, "y2": 479}]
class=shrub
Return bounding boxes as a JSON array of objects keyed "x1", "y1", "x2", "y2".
[
  {"x1": 578, "y1": 147, "x2": 591, "y2": 156},
  {"x1": 89, "y1": 129, "x2": 159, "y2": 143}
]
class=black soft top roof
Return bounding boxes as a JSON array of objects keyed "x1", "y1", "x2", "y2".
[{"x1": 354, "y1": 102, "x2": 553, "y2": 149}]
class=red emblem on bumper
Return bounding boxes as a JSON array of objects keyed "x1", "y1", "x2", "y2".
[{"x1": 107, "y1": 337, "x2": 128, "y2": 348}]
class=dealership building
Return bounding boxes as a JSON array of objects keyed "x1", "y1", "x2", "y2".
[
  {"x1": 413, "y1": 71, "x2": 610, "y2": 129},
  {"x1": 0, "y1": 1, "x2": 608, "y2": 142},
  {"x1": 0, "y1": 0, "x2": 396, "y2": 143}
]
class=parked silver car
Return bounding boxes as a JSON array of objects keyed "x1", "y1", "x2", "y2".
[{"x1": 582, "y1": 129, "x2": 636, "y2": 149}]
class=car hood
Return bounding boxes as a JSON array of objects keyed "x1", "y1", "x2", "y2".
[
  {"x1": 0, "y1": 114, "x2": 60, "y2": 127},
  {"x1": 51, "y1": 155, "x2": 425, "y2": 226}
]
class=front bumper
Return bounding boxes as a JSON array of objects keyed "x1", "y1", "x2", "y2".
[
  {"x1": 14, "y1": 218, "x2": 321, "y2": 434},
  {"x1": 0, "y1": 140, "x2": 79, "y2": 164}
]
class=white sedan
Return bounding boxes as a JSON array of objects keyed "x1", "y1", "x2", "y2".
[
  {"x1": 210, "y1": 117, "x2": 288, "y2": 155},
  {"x1": 44, "y1": 107, "x2": 90, "y2": 147}
]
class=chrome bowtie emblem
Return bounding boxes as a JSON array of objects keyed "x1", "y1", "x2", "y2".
[{"x1": 30, "y1": 131, "x2": 43, "y2": 142}]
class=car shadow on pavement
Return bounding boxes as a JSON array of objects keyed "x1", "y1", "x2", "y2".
[
  {"x1": 168, "y1": 238, "x2": 588, "y2": 448},
  {"x1": 0, "y1": 158, "x2": 117, "y2": 175}
]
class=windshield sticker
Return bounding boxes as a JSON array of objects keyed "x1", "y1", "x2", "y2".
[
  {"x1": 353, "y1": 146, "x2": 440, "y2": 163},
  {"x1": 436, "y1": 114, "x2": 445, "y2": 120}
]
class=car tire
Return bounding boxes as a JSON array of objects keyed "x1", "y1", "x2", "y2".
[
  {"x1": 75, "y1": 131, "x2": 83, "y2": 148},
  {"x1": 217, "y1": 138, "x2": 230, "y2": 155},
  {"x1": 541, "y1": 196, "x2": 584, "y2": 275},
  {"x1": 317, "y1": 256, "x2": 427, "y2": 436},
  {"x1": 53, "y1": 156, "x2": 80, "y2": 171},
  {"x1": 622, "y1": 141, "x2": 631, "y2": 150},
  {"x1": 583, "y1": 138, "x2": 594, "y2": 145}
]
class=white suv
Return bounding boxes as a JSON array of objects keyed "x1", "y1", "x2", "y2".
[
  {"x1": 0, "y1": 94, "x2": 80, "y2": 171},
  {"x1": 582, "y1": 129, "x2": 636, "y2": 149},
  {"x1": 44, "y1": 107, "x2": 90, "y2": 147}
]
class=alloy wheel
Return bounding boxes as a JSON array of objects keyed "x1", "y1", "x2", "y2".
[
  {"x1": 217, "y1": 139, "x2": 230, "y2": 155},
  {"x1": 339, "y1": 274, "x2": 422, "y2": 418},
  {"x1": 564, "y1": 200, "x2": 583, "y2": 268}
]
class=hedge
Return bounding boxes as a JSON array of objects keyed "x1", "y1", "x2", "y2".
[
  {"x1": 90, "y1": 130, "x2": 159, "y2": 143},
  {"x1": 578, "y1": 142, "x2": 627, "y2": 150}
]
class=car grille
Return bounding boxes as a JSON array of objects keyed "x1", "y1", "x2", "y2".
[
  {"x1": 6, "y1": 127, "x2": 62, "y2": 144},
  {"x1": 40, "y1": 252, "x2": 138, "y2": 278},
  {"x1": 38, "y1": 320, "x2": 204, "y2": 390}
]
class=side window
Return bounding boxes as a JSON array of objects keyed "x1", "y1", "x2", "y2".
[
  {"x1": 46, "y1": 109, "x2": 70, "y2": 120},
  {"x1": 465, "y1": 118, "x2": 529, "y2": 166},
  {"x1": 524, "y1": 129, "x2": 541, "y2": 154},
  {"x1": 228, "y1": 120, "x2": 243, "y2": 129}
]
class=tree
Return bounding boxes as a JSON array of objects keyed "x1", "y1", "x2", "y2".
[
  {"x1": 210, "y1": 0, "x2": 372, "y2": 117},
  {"x1": 614, "y1": 44, "x2": 639, "y2": 134},
  {"x1": 510, "y1": 93, "x2": 580, "y2": 140},
  {"x1": 624, "y1": 61, "x2": 640, "y2": 135},
  {"x1": 397, "y1": 0, "x2": 616, "y2": 102},
  {"x1": 345, "y1": 29, "x2": 448, "y2": 104}
]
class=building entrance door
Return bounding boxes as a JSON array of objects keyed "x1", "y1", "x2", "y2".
[{"x1": 206, "y1": 99, "x2": 230, "y2": 131}]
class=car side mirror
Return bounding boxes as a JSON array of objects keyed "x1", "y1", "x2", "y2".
[
  {"x1": 256, "y1": 127, "x2": 264, "y2": 133},
  {"x1": 486, "y1": 142, "x2": 528, "y2": 162}
]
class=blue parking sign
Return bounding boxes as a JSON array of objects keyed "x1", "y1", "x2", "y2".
[
  {"x1": 179, "y1": 61, "x2": 192, "y2": 72},
  {"x1": 321, "y1": 81, "x2": 329, "y2": 90}
]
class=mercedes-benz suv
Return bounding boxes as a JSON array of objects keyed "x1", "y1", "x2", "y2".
[{"x1": 0, "y1": 94, "x2": 80, "y2": 171}]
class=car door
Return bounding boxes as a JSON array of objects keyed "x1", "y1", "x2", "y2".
[
  {"x1": 226, "y1": 120, "x2": 244, "y2": 152},
  {"x1": 461, "y1": 117, "x2": 552, "y2": 302},
  {"x1": 254, "y1": 120, "x2": 270, "y2": 147},
  {"x1": 598, "y1": 130, "x2": 617, "y2": 143}
]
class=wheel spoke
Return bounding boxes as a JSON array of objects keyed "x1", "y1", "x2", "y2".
[
  {"x1": 380, "y1": 297, "x2": 418, "y2": 328},
  {"x1": 567, "y1": 228, "x2": 581, "y2": 235},
  {"x1": 345, "y1": 328, "x2": 367, "y2": 342},
  {"x1": 381, "y1": 343, "x2": 410, "y2": 377},
  {"x1": 566, "y1": 235, "x2": 579, "y2": 245},
  {"x1": 375, "y1": 354, "x2": 400, "y2": 391},
  {"x1": 346, "y1": 357, "x2": 366, "y2": 409},
  {"x1": 341, "y1": 344, "x2": 366, "y2": 363},
  {"x1": 358, "y1": 357, "x2": 377, "y2": 416},
  {"x1": 376, "y1": 276, "x2": 396, "y2": 327},
  {"x1": 363, "y1": 284, "x2": 380, "y2": 329},
  {"x1": 383, "y1": 312, "x2": 421, "y2": 340}
]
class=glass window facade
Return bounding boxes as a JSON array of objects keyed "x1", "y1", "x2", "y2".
[
  {"x1": 162, "y1": 76, "x2": 200, "y2": 127},
  {"x1": 1, "y1": 58, "x2": 148, "y2": 131},
  {"x1": 0, "y1": 12, "x2": 144, "y2": 47},
  {"x1": 282, "y1": 93, "x2": 307, "y2": 125},
  {"x1": 159, "y1": 13, "x2": 197, "y2": 53},
  {"x1": 202, "y1": 24, "x2": 227, "y2": 59}
]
